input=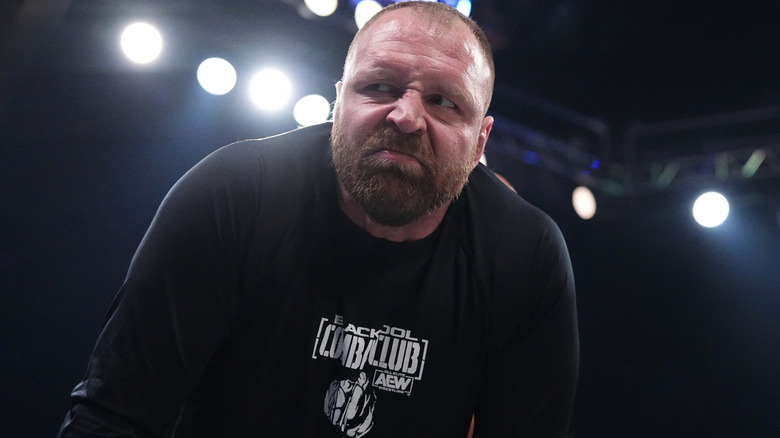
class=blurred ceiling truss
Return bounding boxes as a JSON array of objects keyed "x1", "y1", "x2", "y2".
[{"x1": 488, "y1": 87, "x2": 780, "y2": 197}]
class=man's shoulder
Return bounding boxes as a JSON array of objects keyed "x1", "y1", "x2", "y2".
[
  {"x1": 182, "y1": 122, "x2": 333, "y2": 189},
  {"x1": 462, "y1": 164, "x2": 559, "y2": 237},
  {"x1": 456, "y1": 165, "x2": 574, "y2": 333},
  {"x1": 165, "y1": 122, "x2": 333, "y2": 214},
  {"x1": 208, "y1": 122, "x2": 332, "y2": 164}
]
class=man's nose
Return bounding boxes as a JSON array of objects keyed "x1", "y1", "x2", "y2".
[{"x1": 386, "y1": 92, "x2": 426, "y2": 134}]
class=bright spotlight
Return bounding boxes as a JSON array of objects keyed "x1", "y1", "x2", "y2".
[
  {"x1": 693, "y1": 191, "x2": 729, "y2": 228},
  {"x1": 294, "y1": 94, "x2": 331, "y2": 126},
  {"x1": 249, "y1": 68, "x2": 292, "y2": 111},
  {"x1": 572, "y1": 186, "x2": 597, "y2": 220},
  {"x1": 197, "y1": 58, "x2": 237, "y2": 95},
  {"x1": 354, "y1": 0, "x2": 382, "y2": 29},
  {"x1": 120, "y1": 22, "x2": 162, "y2": 64},
  {"x1": 456, "y1": 0, "x2": 473, "y2": 16},
  {"x1": 305, "y1": 0, "x2": 338, "y2": 17}
]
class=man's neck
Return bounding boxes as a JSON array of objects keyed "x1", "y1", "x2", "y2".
[{"x1": 336, "y1": 185, "x2": 447, "y2": 243}]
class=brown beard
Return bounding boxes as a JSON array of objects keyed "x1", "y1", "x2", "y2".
[{"x1": 331, "y1": 122, "x2": 475, "y2": 227}]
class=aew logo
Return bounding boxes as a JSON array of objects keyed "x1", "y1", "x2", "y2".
[
  {"x1": 312, "y1": 314, "x2": 429, "y2": 395},
  {"x1": 372, "y1": 370, "x2": 414, "y2": 395}
]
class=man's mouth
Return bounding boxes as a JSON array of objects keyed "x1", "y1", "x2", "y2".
[{"x1": 372, "y1": 148, "x2": 421, "y2": 166}]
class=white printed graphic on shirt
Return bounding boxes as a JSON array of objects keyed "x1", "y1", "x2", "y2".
[
  {"x1": 324, "y1": 372, "x2": 376, "y2": 437},
  {"x1": 314, "y1": 314, "x2": 430, "y2": 436},
  {"x1": 312, "y1": 314, "x2": 429, "y2": 395}
]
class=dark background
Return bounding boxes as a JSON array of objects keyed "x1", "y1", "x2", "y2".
[{"x1": 2, "y1": 0, "x2": 779, "y2": 436}]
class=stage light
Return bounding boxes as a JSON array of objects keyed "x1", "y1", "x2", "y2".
[
  {"x1": 693, "y1": 191, "x2": 729, "y2": 228},
  {"x1": 294, "y1": 94, "x2": 331, "y2": 126},
  {"x1": 522, "y1": 151, "x2": 540, "y2": 165},
  {"x1": 249, "y1": 68, "x2": 292, "y2": 111},
  {"x1": 354, "y1": 0, "x2": 382, "y2": 29},
  {"x1": 456, "y1": 0, "x2": 472, "y2": 16},
  {"x1": 572, "y1": 186, "x2": 596, "y2": 220},
  {"x1": 655, "y1": 162, "x2": 680, "y2": 188},
  {"x1": 741, "y1": 149, "x2": 766, "y2": 178},
  {"x1": 305, "y1": 0, "x2": 338, "y2": 17},
  {"x1": 197, "y1": 58, "x2": 237, "y2": 95},
  {"x1": 120, "y1": 22, "x2": 162, "y2": 64}
]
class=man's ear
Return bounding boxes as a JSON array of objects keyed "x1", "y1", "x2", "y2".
[
  {"x1": 474, "y1": 115, "x2": 494, "y2": 165},
  {"x1": 335, "y1": 81, "x2": 343, "y2": 99}
]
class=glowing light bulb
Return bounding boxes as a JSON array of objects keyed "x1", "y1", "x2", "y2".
[
  {"x1": 572, "y1": 186, "x2": 597, "y2": 220},
  {"x1": 693, "y1": 192, "x2": 729, "y2": 228},
  {"x1": 197, "y1": 58, "x2": 237, "y2": 95},
  {"x1": 305, "y1": 0, "x2": 338, "y2": 17},
  {"x1": 249, "y1": 68, "x2": 292, "y2": 111},
  {"x1": 294, "y1": 94, "x2": 331, "y2": 126},
  {"x1": 120, "y1": 22, "x2": 162, "y2": 64},
  {"x1": 354, "y1": 0, "x2": 382, "y2": 29}
]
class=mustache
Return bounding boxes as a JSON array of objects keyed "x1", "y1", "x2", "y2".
[{"x1": 363, "y1": 125, "x2": 427, "y2": 159}]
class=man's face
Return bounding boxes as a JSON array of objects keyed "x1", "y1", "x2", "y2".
[{"x1": 331, "y1": 8, "x2": 494, "y2": 227}]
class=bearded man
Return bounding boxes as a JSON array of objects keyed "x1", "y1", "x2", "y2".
[{"x1": 59, "y1": 2, "x2": 578, "y2": 437}]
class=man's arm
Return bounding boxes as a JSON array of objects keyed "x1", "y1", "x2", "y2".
[
  {"x1": 59, "y1": 145, "x2": 255, "y2": 437},
  {"x1": 474, "y1": 222, "x2": 579, "y2": 437}
]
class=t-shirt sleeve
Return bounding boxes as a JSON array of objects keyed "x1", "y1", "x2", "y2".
[
  {"x1": 59, "y1": 144, "x2": 260, "y2": 437},
  {"x1": 474, "y1": 216, "x2": 579, "y2": 437}
]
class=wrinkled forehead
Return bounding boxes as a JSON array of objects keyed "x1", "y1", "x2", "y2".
[
  {"x1": 348, "y1": 10, "x2": 477, "y2": 68},
  {"x1": 344, "y1": 9, "x2": 493, "y2": 107}
]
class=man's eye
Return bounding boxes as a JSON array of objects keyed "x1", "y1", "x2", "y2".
[
  {"x1": 367, "y1": 83, "x2": 393, "y2": 93},
  {"x1": 430, "y1": 95, "x2": 456, "y2": 108}
]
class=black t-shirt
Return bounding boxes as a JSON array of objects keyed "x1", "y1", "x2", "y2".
[{"x1": 60, "y1": 123, "x2": 578, "y2": 437}]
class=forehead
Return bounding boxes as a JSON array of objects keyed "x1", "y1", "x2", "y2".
[
  {"x1": 356, "y1": 9, "x2": 470, "y2": 57},
  {"x1": 346, "y1": 9, "x2": 490, "y2": 95}
]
